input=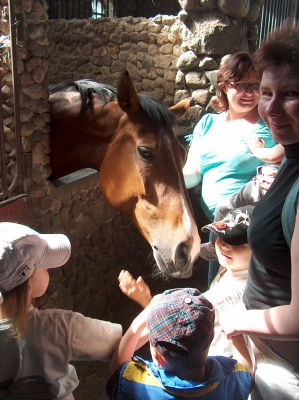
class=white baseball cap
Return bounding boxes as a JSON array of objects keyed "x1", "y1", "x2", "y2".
[{"x1": 0, "y1": 222, "x2": 71, "y2": 303}]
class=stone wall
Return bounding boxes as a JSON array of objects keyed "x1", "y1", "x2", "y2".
[
  {"x1": 46, "y1": 0, "x2": 264, "y2": 135},
  {"x1": 47, "y1": 15, "x2": 182, "y2": 104}
]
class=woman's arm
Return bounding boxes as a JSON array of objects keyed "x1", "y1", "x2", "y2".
[
  {"x1": 247, "y1": 136, "x2": 285, "y2": 163},
  {"x1": 222, "y1": 210, "x2": 299, "y2": 340},
  {"x1": 251, "y1": 144, "x2": 284, "y2": 163},
  {"x1": 183, "y1": 136, "x2": 202, "y2": 189},
  {"x1": 183, "y1": 115, "x2": 212, "y2": 189}
]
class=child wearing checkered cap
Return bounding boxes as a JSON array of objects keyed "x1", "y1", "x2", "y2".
[
  {"x1": 107, "y1": 288, "x2": 252, "y2": 400},
  {"x1": 116, "y1": 206, "x2": 255, "y2": 379}
]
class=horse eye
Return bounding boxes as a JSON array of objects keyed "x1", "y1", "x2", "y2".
[{"x1": 137, "y1": 147, "x2": 155, "y2": 161}]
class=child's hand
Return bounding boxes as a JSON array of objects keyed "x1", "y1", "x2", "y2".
[
  {"x1": 118, "y1": 270, "x2": 152, "y2": 308},
  {"x1": 260, "y1": 164, "x2": 278, "y2": 191},
  {"x1": 247, "y1": 135, "x2": 265, "y2": 152}
]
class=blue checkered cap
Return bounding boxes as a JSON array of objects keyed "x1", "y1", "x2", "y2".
[{"x1": 147, "y1": 288, "x2": 215, "y2": 357}]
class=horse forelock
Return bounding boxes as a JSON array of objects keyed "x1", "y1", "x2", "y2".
[{"x1": 138, "y1": 94, "x2": 176, "y2": 128}]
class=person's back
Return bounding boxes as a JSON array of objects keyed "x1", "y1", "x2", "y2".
[
  {"x1": 0, "y1": 223, "x2": 122, "y2": 400},
  {"x1": 107, "y1": 288, "x2": 253, "y2": 399},
  {"x1": 108, "y1": 355, "x2": 251, "y2": 400},
  {"x1": 0, "y1": 323, "x2": 22, "y2": 393},
  {"x1": 1, "y1": 307, "x2": 121, "y2": 398}
]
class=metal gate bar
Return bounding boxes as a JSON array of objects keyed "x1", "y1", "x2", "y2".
[
  {"x1": 0, "y1": 0, "x2": 22, "y2": 201},
  {"x1": 259, "y1": 0, "x2": 293, "y2": 43},
  {"x1": 48, "y1": 0, "x2": 92, "y2": 19}
]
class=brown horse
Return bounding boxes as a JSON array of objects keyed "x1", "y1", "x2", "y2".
[{"x1": 48, "y1": 72, "x2": 201, "y2": 278}]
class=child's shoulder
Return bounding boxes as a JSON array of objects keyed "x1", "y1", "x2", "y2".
[
  {"x1": 206, "y1": 356, "x2": 251, "y2": 377},
  {"x1": 27, "y1": 306, "x2": 75, "y2": 328}
]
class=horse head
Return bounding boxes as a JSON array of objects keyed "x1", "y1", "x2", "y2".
[{"x1": 100, "y1": 72, "x2": 201, "y2": 278}]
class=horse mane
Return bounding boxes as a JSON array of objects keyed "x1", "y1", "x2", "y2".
[
  {"x1": 138, "y1": 94, "x2": 175, "y2": 128},
  {"x1": 49, "y1": 79, "x2": 175, "y2": 126}
]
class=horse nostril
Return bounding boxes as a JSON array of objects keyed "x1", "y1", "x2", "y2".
[{"x1": 175, "y1": 242, "x2": 190, "y2": 268}]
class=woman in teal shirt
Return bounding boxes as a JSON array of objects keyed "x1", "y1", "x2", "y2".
[
  {"x1": 187, "y1": 112, "x2": 275, "y2": 221},
  {"x1": 183, "y1": 52, "x2": 276, "y2": 284}
]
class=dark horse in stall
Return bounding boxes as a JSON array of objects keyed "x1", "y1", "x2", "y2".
[{"x1": 48, "y1": 72, "x2": 201, "y2": 278}]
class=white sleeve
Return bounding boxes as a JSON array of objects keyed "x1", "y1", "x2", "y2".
[
  {"x1": 69, "y1": 312, "x2": 122, "y2": 361},
  {"x1": 183, "y1": 169, "x2": 202, "y2": 189}
]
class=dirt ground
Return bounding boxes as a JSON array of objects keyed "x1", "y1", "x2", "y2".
[{"x1": 72, "y1": 256, "x2": 209, "y2": 400}]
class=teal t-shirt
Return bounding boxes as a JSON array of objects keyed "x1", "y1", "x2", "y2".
[{"x1": 188, "y1": 112, "x2": 276, "y2": 221}]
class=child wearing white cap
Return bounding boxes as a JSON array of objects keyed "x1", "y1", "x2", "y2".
[{"x1": 0, "y1": 222, "x2": 122, "y2": 400}]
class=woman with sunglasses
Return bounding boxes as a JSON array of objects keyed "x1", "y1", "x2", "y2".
[{"x1": 183, "y1": 52, "x2": 277, "y2": 287}]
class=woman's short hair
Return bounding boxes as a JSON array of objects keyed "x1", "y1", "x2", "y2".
[
  {"x1": 253, "y1": 22, "x2": 299, "y2": 75},
  {"x1": 213, "y1": 52, "x2": 257, "y2": 112}
]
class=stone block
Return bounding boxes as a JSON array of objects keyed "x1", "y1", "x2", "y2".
[{"x1": 217, "y1": 0, "x2": 250, "y2": 18}]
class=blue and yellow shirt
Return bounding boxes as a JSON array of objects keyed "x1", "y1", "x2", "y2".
[{"x1": 107, "y1": 355, "x2": 252, "y2": 399}]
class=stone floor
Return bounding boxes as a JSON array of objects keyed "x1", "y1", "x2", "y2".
[{"x1": 72, "y1": 255, "x2": 209, "y2": 400}]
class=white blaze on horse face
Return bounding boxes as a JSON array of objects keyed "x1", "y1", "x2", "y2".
[
  {"x1": 166, "y1": 134, "x2": 201, "y2": 276},
  {"x1": 177, "y1": 163, "x2": 201, "y2": 268}
]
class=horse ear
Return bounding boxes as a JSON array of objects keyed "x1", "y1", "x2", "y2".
[
  {"x1": 117, "y1": 71, "x2": 141, "y2": 115},
  {"x1": 169, "y1": 98, "x2": 193, "y2": 118}
]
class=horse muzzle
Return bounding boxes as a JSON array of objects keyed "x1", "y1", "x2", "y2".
[{"x1": 153, "y1": 244, "x2": 193, "y2": 279}]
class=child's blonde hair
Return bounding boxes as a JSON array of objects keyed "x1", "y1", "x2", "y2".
[{"x1": 0, "y1": 278, "x2": 30, "y2": 337}]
